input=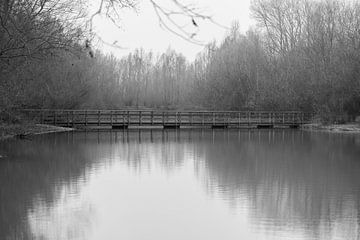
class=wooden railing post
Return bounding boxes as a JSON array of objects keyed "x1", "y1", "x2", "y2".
[
  {"x1": 269, "y1": 112, "x2": 272, "y2": 124},
  {"x1": 41, "y1": 111, "x2": 44, "y2": 124},
  {"x1": 110, "y1": 110, "x2": 113, "y2": 126},
  {"x1": 151, "y1": 111, "x2": 154, "y2": 125},
  {"x1": 301, "y1": 113, "x2": 304, "y2": 124},
  {"x1": 127, "y1": 111, "x2": 130, "y2": 126},
  {"x1": 54, "y1": 111, "x2": 57, "y2": 125},
  {"x1": 282, "y1": 113, "x2": 285, "y2": 124},
  {"x1": 139, "y1": 111, "x2": 142, "y2": 125},
  {"x1": 67, "y1": 111, "x2": 69, "y2": 127},
  {"x1": 98, "y1": 110, "x2": 100, "y2": 126},
  {"x1": 292, "y1": 112, "x2": 295, "y2": 124},
  {"x1": 212, "y1": 112, "x2": 215, "y2": 125},
  {"x1": 176, "y1": 112, "x2": 178, "y2": 127},
  {"x1": 85, "y1": 110, "x2": 88, "y2": 126},
  {"x1": 72, "y1": 111, "x2": 74, "y2": 127},
  {"x1": 202, "y1": 112, "x2": 205, "y2": 126},
  {"x1": 121, "y1": 111, "x2": 124, "y2": 126},
  {"x1": 258, "y1": 112, "x2": 261, "y2": 124}
]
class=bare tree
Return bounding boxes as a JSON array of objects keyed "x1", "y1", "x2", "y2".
[
  {"x1": 87, "y1": 0, "x2": 226, "y2": 47},
  {"x1": 0, "y1": 0, "x2": 86, "y2": 63}
]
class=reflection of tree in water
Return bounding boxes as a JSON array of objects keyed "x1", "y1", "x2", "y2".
[
  {"x1": 109, "y1": 129, "x2": 360, "y2": 240},
  {"x1": 119, "y1": 130, "x2": 187, "y2": 173},
  {"x1": 192, "y1": 130, "x2": 360, "y2": 239},
  {"x1": 1, "y1": 130, "x2": 359, "y2": 239},
  {"x1": 0, "y1": 132, "x2": 108, "y2": 239},
  {"x1": 112, "y1": 129, "x2": 360, "y2": 240},
  {"x1": 0, "y1": 130, "x2": 189, "y2": 239}
]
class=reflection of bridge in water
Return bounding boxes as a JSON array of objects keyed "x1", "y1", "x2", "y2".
[
  {"x1": 1, "y1": 130, "x2": 359, "y2": 240},
  {"x1": 23, "y1": 109, "x2": 312, "y2": 129}
]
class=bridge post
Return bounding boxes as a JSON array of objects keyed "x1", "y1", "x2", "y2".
[
  {"x1": 41, "y1": 111, "x2": 44, "y2": 124},
  {"x1": 98, "y1": 110, "x2": 100, "y2": 126},
  {"x1": 54, "y1": 111, "x2": 57, "y2": 125},
  {"x1": 282, "y1": 113, "x2": 285, "y2": 125},
  {"x1": 67, "y1": 111, "x2": 69, "y2": 127},
  {"x1": 85, "y1": 110, "x2": 88, "y2": 126},
  {"x1": 301, "y1": 113, "x2": 304, "y2": 124},
  {"x1": 127, "y1": 111, "x2": 130, "y2": 126},
  {"x1": 72, "y1": 111, "x2": 74, "y2": 127},
  {"x1": 272, "y1": 113, "x2": 275, "y2": 125},
  {"x1": 202, "y1": 112, "x2": 205, "y2": 126},
  {"x1": 269, "y1": 112, "x2": 272, "y2": 124},
  {"x1": 258, "y1": 112, "x2": 261, "y2": 124},
  {"x1": 140, "y1": 111, "x2": 142, "y2": 126},
  {"x1": 268, "y1": 112, "x2": 270, "y2": 124},
  {"x1": 292, "y1": 112, "x2": 295, "y2": 125},
  {"x1": 110, "y1": 111, "x2": 113, "y2": 126}
]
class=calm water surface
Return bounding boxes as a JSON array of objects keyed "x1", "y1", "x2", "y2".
[{"x1": 0, "y1": 130, "x2": 360, "y2": 240}]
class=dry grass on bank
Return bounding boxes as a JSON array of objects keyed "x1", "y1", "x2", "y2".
[
  {"x1": 302, "y1": 123, "x2": 360, "y2": 133},
  {"x1": 0, "y1": 123, "x2": 73, "y2": 141}
]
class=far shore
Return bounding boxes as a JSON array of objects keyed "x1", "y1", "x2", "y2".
[
  {"x1": 302, "y1": 123, "x2": 360, "y2": 133},
  {"x1": 0, "y1": 123, "x2": 74, "y2": 141}
]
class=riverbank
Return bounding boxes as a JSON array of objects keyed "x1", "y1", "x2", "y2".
[
  {"x1": 0, "y1": 123, "x2": 74, "y2": 141},
  {"x1": 302, "y1": 123, "x2": 360, "y2": 133}
]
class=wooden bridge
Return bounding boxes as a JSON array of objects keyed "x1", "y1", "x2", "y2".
[{"x1": 22, "y1": 109, "x2": 312, "y2": 129}]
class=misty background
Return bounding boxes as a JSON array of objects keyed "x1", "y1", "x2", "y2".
[{"x1": 1, "y1": 0, "x2": 360, "y2": 123}]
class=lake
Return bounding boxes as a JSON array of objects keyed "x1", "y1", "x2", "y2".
[{"x1": 0, "y1": 129, "x2": 359, "y2": 240}]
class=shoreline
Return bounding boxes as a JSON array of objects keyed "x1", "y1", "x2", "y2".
[
  {"x1": 1, "y1": 122, "x2": 360, "y2": 141},
  {"x1": 0, "y1": 123, "x2": 74, "y2": 141},
  {"x1": 302, "y1": 123, "x2": 360, "y2": 133}
]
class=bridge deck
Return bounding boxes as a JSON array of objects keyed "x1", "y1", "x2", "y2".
[{"x1": 22, "y1": 110, "x2": 312, "y2": 129}]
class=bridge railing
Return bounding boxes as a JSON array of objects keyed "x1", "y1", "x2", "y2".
[{"x1": 21, "y1": 109, "x2": 313, "y2": 128}]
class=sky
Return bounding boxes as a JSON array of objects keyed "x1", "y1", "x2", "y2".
[{"x1": 92, "y1": 0, "x2": 254, "y2": 60}]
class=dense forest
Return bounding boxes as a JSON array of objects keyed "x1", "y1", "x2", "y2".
[{"x1": 1, "y1": 0, "x2": 360, "y2": 123}]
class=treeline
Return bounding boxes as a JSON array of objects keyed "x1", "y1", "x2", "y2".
[
  {"x1": 1, "y1": 0, "x2": 360, "y2": 122},
  {"x1": 0, "y1": 0, "x2": 87, "y2": 120}
]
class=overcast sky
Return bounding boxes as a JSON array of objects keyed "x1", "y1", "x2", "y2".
[{"x1": 92, "y1": 0, "x2": 254, "y2": 60}]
